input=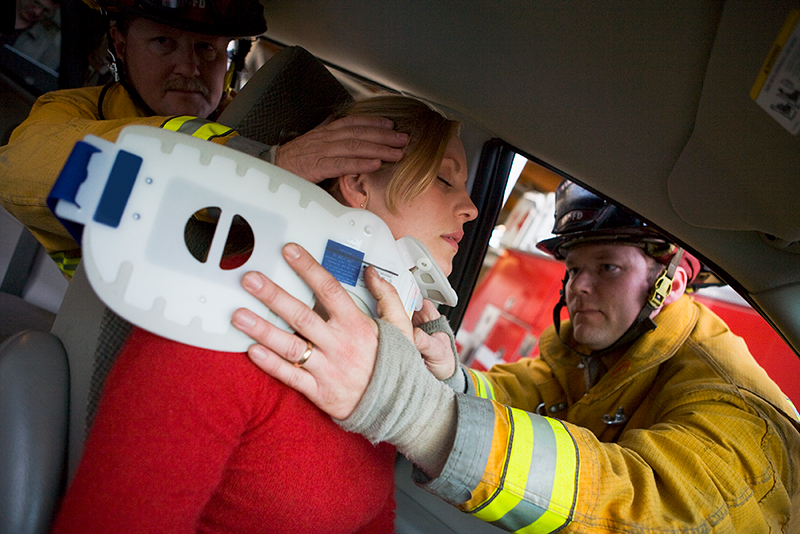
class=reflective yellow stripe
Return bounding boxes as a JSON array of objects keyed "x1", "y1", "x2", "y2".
[
  {"x1": 467, "y1": 405, "x2": 577, "y2": 533},
  {"x1": 161, "y1": 115, "x2": 195, "y2": 133},
  {"x1": 472, "y1": 408, "x2": 532, "y2": 523},
  {"x1": 161, "y1": 116, "x2": 234, "y2": 140},
  {"x1": 49, "y1": 251, "x2": 81, "y2": 277},
  {"x1": 469, "y1": 369, "x2": 496, "y2": 400}
]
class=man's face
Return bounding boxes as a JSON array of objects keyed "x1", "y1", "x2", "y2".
[
  {"x1": 111, "y1": 18, "x2": 230, "y2": 118},
  {"x1": 564, "y1": 243, "x2": 653, "y2": 351}
]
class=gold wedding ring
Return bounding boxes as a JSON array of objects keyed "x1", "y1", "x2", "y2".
[{"x1": 294, "y1": 340, "x2": 314, "y2": 368}]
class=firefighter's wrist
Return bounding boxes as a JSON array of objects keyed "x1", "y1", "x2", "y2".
[
  {"x1": 261, "y1": 144, "x2": 280, "y2": 165},
  {"x1": 419, "y1": 316, "x2": 460, "y2": 382}
]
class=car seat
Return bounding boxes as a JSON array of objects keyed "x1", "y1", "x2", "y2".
[
  {"x1": 0, "y1": 45, "x2": 354, "y2": 534},
  {"x1": 0, "y1": 208, "x2": 64, "y2": 345},
  {"x1": 218, "y1": 44, "x2": 354, "y2": 145}
]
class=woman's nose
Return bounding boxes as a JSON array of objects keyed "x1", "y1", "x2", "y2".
[{"x1": 458, "y1": 191, "x2": 478, "y2": 222}]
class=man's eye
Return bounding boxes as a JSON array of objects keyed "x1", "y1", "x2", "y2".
[
  {"x1": 151, "y1": 36, "x2": 176, "y2": 51},
  {"x1": 196, "y1": 43, "x2": 218, "y2": 60},
  {"x1": 601, "y1": 264, "x2": 619, "y2": 272}
]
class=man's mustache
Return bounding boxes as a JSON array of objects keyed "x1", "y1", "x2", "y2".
[{"x1": 163, "y1": 78, "x2": 210, "y2": 98}]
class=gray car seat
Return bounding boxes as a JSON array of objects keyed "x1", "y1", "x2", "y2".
[
  {"x1": 0, "y1": 211, "x2": 61, "y2": 345},
  {"x1": 0, "y1": 45, "x2": 354, "y2": 534},
  {"x1": 0, "y1": 330, "x2": 67, "y2": 534}
]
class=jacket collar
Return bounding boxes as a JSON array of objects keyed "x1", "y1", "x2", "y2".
[{"x1": 540, "y1": 294, "x2": 698, "y2": 397}]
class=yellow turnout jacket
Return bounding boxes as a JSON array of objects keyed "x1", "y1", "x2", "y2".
[
  {"x1": 0, "y1": 83, "x2": 237, "y2": 276},
  {"x1": 425, "y1": 295, "x2": 800, "y2": 533}
]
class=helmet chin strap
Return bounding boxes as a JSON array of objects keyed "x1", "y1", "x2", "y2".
[
  {"x1": 553, "y1": 247, "x2": 685, "y2": 359},
  {"x1": 98, "y1": 12, "x2": 158, "y2": 120},
  {"x1": 100, "y1": 8, "x2": 123, "y2": 84}
]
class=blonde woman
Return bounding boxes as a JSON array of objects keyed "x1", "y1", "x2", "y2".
[{"x1": 54, "y1": 95, "x2": 477, "y2": 534}]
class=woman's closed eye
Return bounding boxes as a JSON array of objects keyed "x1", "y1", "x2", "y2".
[{"x1": 437, "y1": 176, "x2": 452, "y2": 187}]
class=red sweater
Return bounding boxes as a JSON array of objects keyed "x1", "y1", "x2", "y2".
[{"x1": 53, "y1": 328, "x2": 396, "y2": 533}]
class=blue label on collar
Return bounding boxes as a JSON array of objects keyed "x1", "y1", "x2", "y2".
[{"x1": 322, "y1": 240, "x2": 365, "y2": 287}]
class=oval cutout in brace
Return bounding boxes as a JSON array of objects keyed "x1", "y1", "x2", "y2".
[
  {"x1": 184, "y1": 208, "x2": 255, "y2": 269},
  {"x1": 220, "y1": 215, "x2": 255, "y2": 270},
  {"x1": 420, "y1": 272, "x2": 435, "y2": 284},
  {"x1": 184, "y1": 207, "x2": 220, "y2": 263}
]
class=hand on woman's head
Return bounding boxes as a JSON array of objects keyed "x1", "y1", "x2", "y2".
[{"x1": 274, "y1": 115, "x2": 409, "y2": 183}]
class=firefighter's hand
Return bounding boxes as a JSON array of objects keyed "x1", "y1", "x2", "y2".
[
  {"x1": 413, "y1": 301, "x2": 457, "y2": 380},
  {"x1": 231, "y1": 243, "x2": 411, "y2": 420},
  {"x1": 274, "y1": 115, "x2": 409, "y2": 183}
]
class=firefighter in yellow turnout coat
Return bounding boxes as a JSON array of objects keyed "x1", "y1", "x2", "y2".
[
  {"x1": 233, "y1": 179, "x2": 800, "y2": 534},
  {"x1": 0, "y1": 0, "x2": 265, "y2": 276},
  {"x1": 453, "y1": 294, "x2": 800, "y2": 532},
  {"x1": 0, "y1": 84, "x2": 242, "y2": 276},
  {"x1": 417, "y1": 181, "x2": 800, "y2": 532}
]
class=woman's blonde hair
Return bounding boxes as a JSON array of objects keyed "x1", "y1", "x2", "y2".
[{"x1": 322, "y1": 95, "x2": 461, "y2": 212}]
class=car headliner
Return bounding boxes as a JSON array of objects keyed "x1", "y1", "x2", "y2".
[{"x1": 260, "y1": 0, "x2": 800, "y2": 355}]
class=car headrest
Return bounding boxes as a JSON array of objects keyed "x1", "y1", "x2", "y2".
[{"x1": 218, "y1": 45, "x2": 354, "y2": 145}]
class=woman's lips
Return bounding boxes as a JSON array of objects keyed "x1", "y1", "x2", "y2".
[{"x1": 442, "y1": 231, "x2": 464, "y2": 251}]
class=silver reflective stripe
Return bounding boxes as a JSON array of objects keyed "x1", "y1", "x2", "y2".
[{"x1": 490, "y1": 412, "x2": 559, "y2": 531}]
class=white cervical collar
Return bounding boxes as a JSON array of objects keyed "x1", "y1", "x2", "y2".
[{"x1": 50, "y1": 125, "x2": 456, "y2": 352}]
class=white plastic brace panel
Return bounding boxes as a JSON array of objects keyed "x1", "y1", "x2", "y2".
[{"x1": 51, "y1": 125, "x2": 455, "y2": 352}]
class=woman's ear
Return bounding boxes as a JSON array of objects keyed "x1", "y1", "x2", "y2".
[
  {"x1": 662, "y1": 266, "x2": 688, "y2": 306},
  {"x1": 338, "y1": 174, "x2": 369, "y2": 209}
]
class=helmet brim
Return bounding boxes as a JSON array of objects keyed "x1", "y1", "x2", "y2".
[{"x1": 536, "y1": 228, "x2": 672, "y2": 260}]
